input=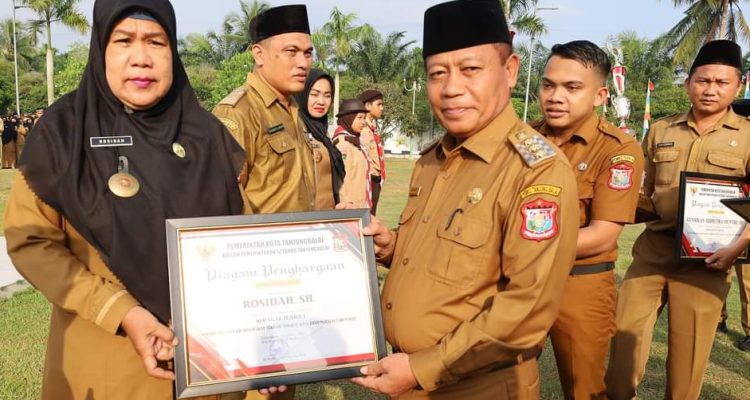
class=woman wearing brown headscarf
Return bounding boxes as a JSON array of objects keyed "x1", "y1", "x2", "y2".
[{"x1": 4, "y1": 0, "x2": 244, "y2": 398}]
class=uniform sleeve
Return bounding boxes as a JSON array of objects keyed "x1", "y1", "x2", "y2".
[
  {"x1": 336, "y1": 142, "x2": 362, "y2": 206},
  {"x1": 4, "y1": 173, "x2": 140, "y2": 334},
  {"x1": 642, "y1": 129, "x2": 656, "y2": 197},
  {"x1": 590, "y1": 141, "x2": 645, "y2": 223},
  {"x1": 408, "y1": 159, "x2": 579, "y2": 390},
  {"x1": 212, "y1": 104, "x2": 260, "y2": 170}
]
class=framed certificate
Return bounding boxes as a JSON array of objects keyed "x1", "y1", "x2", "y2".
[
  {"x1": 676, "y1": 171, "x2": 750, "y2": 263},
  {"x1": 166, "y1": 209, "x2": 387, "y2": 398}
]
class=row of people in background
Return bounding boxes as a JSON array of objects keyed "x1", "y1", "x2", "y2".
[
  {"x1": 0, "y1": 109, "x2": 44, "y2": 169},
  {"x1": 5, "y1": 1, "x2": 748, "y2": 400},
  {"x1": 293, "y1": 67, "x2": 388, "y2": 213}
]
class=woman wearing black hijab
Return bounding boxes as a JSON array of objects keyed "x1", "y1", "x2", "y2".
[
  {"x1": 294, "y1": 69, "x2": 345, "y2": 209},
  {"x1": 4, "y1": 0, "x2": 244, "y2": 398},
  {"x1": 2, "y1": 115, "x2": 17, "y2": 168}
]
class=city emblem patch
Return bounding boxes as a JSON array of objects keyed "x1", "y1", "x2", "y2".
[
  {"x1": 608, "y1": 163, "x2": 634, "y2": 191},
  {"x1": 520, "y1": 198, "x2": 559, "y2": 241}
]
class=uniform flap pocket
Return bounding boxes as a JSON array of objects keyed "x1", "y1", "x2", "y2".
[
  {"x1": 266, "y1": 131, "x2": 295, "y2": 154},
  {"x1": 437, "y1": 215, "x2": 492, "y2": 249},
  {"x1": 577, "y1": 182, "x2": 594, "y2": 200},
  {"x1": 398, "y1": 202, "x2": 418, "y2": 225},
  {"x1": 707, "y1": 152, "x2": 743, "y2": 170},
  {"x1": 653, "y1": 150, "x2": 678, "y2": 163}
]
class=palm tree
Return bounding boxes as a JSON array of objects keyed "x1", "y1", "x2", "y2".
[
  {"x1": 350, "y1": 31, "x2": 415, "y2": 83},
  {"x1": 0, "y1": 18, "x2": 38, "y2": 70},
  {"x1": 317, "y1": 7, "x2": 369, "y2": 116},
  {"x1": 223, "y1": 0, "x2": 270, "y2": 50},
  {"x1": 23, "y1": 0, "x2": 88, "y2": 105},
  {"x1": 664, "y1": 0, "x2": 750, "y2": 69},
  {"x1": 500, "y1": 0, "x2": 549, "y2": 38}
]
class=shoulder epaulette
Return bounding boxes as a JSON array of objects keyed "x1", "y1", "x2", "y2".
[
  {"x1": 599, "y1": 119, "x2": 637, "y2": 144},
  {"x1": 218, "y1": 87, "x2": 247, "y2": 107},
  {"x1": 508, "y1": 130, "x2": 556, "y2": 167},
  {"x1": 420, "y1": 138, "x2": 441, "y2": 155}
]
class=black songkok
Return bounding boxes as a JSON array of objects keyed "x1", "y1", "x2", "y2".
[
  {"x1": 423, "y1": 0, "x2": 512, "y2": 58},
  {"x1": 691, "y1": 40, "x2": 742, "y2": 72},
  {"x1": 249, "y1": 5, "x2": 310, "y2": 44}
]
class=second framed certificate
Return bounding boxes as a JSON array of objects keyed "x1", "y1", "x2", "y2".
[
  {"x1": 676, "y1": 171, "x2": 750, "y2": 263},
  {"x1": 166, "y1": 209, "x2": 386, "y2": 398}
]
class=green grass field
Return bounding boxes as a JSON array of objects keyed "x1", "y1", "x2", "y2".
[{"x1": 1, "y1": 160, "x2": 748, "y2": 399}]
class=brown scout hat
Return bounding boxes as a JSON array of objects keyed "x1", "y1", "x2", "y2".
[{"x1": 336, "y1": 99, "x2": 367, "y2": 117}]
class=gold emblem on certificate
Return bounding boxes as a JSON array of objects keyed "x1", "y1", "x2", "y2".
[
  {"x1": 676, "y1": 171, "x2": 749, "y2": 262},
  {"x1": 108, "y1": 156, "x2": 140, "y2": 198}
]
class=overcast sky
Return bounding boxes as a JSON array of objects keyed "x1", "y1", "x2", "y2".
[{"x1": 1, "y1": 0, "x2": 747, "y2": 52}]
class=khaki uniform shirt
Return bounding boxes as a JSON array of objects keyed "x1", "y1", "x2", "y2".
[
  {"x1": 644, "y1": 108, "x2": 750, "y2": 233},
  {"x1": 533, "y1": 114, "x2": 644, "y2": 265},
  {"x1": 360, "y1": 121, "x2": 381, "y2": 176},
  {"x1": 4, "y1": 173, "x2": 171, "y2": 399},
  {"x1": 310, "y1": 137, "x2": 335, "y2": 210},
  {"x1": 213, "y1": 71, "x2": 315, "y2": 214},
  {"x1": 334, "y1": 134, "x2": 371, "y2": 208},
  {"x1": 380, "y1": 105, "x2": 579, "y2": 396}
]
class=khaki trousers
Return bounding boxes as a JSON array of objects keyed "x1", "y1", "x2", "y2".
[
  {"x1": 720, "y1": 263, "x2": 750, "y2": 336},
  {"x1": 549, "y1": 270, "x2": 616, "y2": 400},
  {"x1": 605, "y1": 229, "x2": 731, "y2": 400}
]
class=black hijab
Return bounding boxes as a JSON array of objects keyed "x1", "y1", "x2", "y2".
[
  {"x1": 18, "y1": 0, "x2": 245, "y2": 323},
  {"x1": 2, "y1": 118, "x2": 16, "y2": 144},
  {"x1": 294, "y1": 69, "x2": 345, "y2": 204}
]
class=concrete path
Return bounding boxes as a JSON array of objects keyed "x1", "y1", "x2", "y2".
[{"x1": 0, "y1": 237, "x2": 23, "y2": 289}]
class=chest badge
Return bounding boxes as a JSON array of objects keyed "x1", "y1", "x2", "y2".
[
  {"x1": 108, "y1": 156, "x2": 140, "y2": 198},
  {"x1": 730, "y1": 140, "x2": 738, "y2": 148},
  {"x1": 468, "y1": 188, "x2": 483, "y2": 204},
  {"x1": 578, "y1": 162, "x2": 588, "y2": 172},
  {"x1": 172, "y1": 142, "x2": 186, "y2": 158}
]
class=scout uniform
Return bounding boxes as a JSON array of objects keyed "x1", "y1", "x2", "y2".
[
  {"x1": 358, "y1": 90, "x2": 387, "y2": 214},
  {"x1": 532, "y1": 114, "x2": 644, "y2": 399},
  {"x1": 213, "y1": 5, "x2": 313, "y2": 400},
  {"x1": 606, "y1": 41, "x2": 750, "y2": 399},
  {"x1": 333, "y1": 99, "x2": 372, "y2": 208},
  {"x1": 213, "y1": 71, "x2": 315, "y2": 214},
  {"x1": 334, "y1": 131, "x2": 371, "y2": 208}
]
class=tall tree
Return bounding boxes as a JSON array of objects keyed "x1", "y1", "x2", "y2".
[
  {"x1": 0, "y1": 18, "x2": 38, "y2": 70},
  {"x1": 349, "y1": 31, "x2": 415, "y2": 83},
  {"x1": 500, "y1": 0, "x2": 549, "y2": 38},
  {"x1": 223, "y1": 0, "x2": 269, "y2": 50},
  {"x1": 317, "y1": 7, "x2": 368, "y2": 116},
  {"x1": 664, "y1": 0, "x2": 750, "y2": 68},
  {"x1": 23, "y1": 0, "x2": 88, "y2": 105}
]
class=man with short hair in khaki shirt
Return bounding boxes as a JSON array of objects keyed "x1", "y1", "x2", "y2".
[
  {"x1": 212, "y1": 5, "x2": 314, "y2": 400},
  {"x1": 352, "y1": 1, "x2": 578, "y2": 398},
  {"x1": 606, "y1": 40, "x2": 750, "y2": 399},
  {"x1": 531, "y1": 40, "x2": 644, "y2": 399},
  {"x1": 213, "y1": 5, "x2": 315, "y2": 215}
]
